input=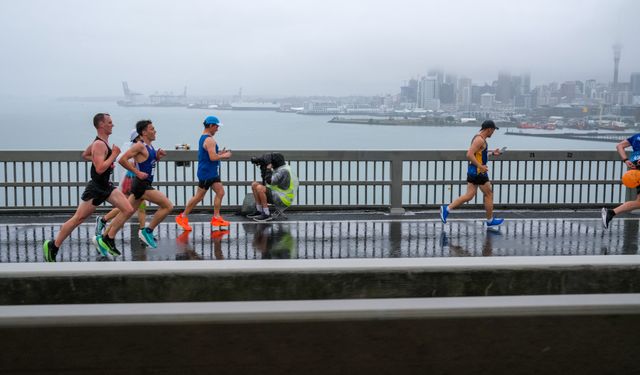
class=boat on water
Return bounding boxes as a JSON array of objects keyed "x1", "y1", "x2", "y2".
[
  {"x1": 598, "y1": 120, "x2": 627, "y2": 131},
  {"x1": 518, "y1": 122, "x2": 557, "y2": 130}
]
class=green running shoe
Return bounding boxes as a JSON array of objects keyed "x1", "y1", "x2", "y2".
[
  {"x1": 43, "y1": 240, "x2": 59, "y2": 262},
  {"x1": 93, "y1": 235, "x2": 109, "y2": 256},
  {"x1": 98, "y1": 235, "x2": 121, "y2": 256}
]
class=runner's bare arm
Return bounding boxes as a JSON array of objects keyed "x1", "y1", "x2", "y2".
[
  {"x1": 118, "y1": 143, "x2": 147, "y2": 179},
  {"x1": 205, "y1": 137, "x2": 227, "y2": 161},
  {"x1": 81, "y1": 143, "x2": 93, "y2": 161}
]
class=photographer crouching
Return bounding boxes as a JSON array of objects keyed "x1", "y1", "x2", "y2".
[{"x1": 248, "y1": 153, "x2": 298, "y2": 222}]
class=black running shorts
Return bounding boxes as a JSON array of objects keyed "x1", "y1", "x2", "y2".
[
  {"x1": 466, "y1": 173, "x2": 490, "y2": 185},
  {"x1": 198, "y1": 177, "x2": 222, "y2": 190},
  {"x1": 131, "y1": 178, "x2": 155, "y2": 200},
  {"x1": 81, "y1": 181, "x2": 116, "y2": 206}
]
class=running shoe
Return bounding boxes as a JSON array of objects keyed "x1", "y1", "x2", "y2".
[
  {"x1": 92, "y1": 235, "x2": 109, "y2": 256},
  {"x1": 486, "y1": 217, "x2": 504, "y2": 227},
  {"x1": 253, "y1": 213, "x2": 273, "y2": 222},
  {"x1": 211, "y1": 230, "x2": 230, "y2": 239},
  {"x1": 43, "y1": 240, "x2": 59, "y2": 262},
  {"x1": 175, "y1": 213, "x2": 192, "y2": 231},
  {"x1": 439, "y1": 205, "x2": 449, "y2": 224},
  {"x1": 139, "y1": 228, "x2": 157, "y2": 248},
  {"x1": 601, "y1": 207, "x2": 615, "y2": 229},
  {"x1": 211, "y1": 216, "x2": 230, "y2": 227},
  {"x1": 439, "y1": 232, "x2": 448, "y2": 248},
  {"x1": 95, "y1": 216, "x2": 106, "y2": 236},
  {"x1": 176, "y1": 231, "x2": 190, "y2": 245},
  {"x1": 246, "y1": 211, "x2": 263, "y2": 219},
  {"x1": 98, "y1": 235, "x2": 121, "y2": 256}
]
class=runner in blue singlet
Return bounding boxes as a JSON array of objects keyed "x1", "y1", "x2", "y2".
[
  {"x1": 175, "y1": 115, "x2": 232, "y2": 231},
  {"x1": 97, "y1": 120, "x2": 173, "y2": 251},
  {"x1": 602, "y1": 132, "x2": 640, "y2": 229}
]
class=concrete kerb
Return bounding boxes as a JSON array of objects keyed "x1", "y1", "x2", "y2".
[{"x1": 2, "y1": 256, "x2": 640, "y2": 305}]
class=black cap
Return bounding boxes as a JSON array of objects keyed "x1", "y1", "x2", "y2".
[{"x1": 481, "y1": 120, "x2": 498, "y2": 130}]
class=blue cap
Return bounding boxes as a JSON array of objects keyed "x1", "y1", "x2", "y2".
[{"x1": 203, "y1": 116, "x2": 223, "y2": 127}]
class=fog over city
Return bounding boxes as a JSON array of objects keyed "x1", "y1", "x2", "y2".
[{"x1": 0, "y1": 0, "x2": 638, "y2": 97}]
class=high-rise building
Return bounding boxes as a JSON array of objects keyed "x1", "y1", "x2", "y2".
[
  {"x1": 631, "y1": 73, "x2": 640, "y2": 96},
  {"x1": 417, "y1": 76, "x2": 440, "y2": 110},
  {"x1": 427, "y1": 69, "x2": 444, "y2": 88},
  {"x1": 496, "y1": 71, "x2": 512, "y2": 103},
  {"x1": 584, "y1": 79, "x2": 597, "y2": 99},
  {"x1": 575, "y1": 81, "x2": 584, "y2": 96},
  {"x1": 400, "y1": 78, "x2": 418, "y2": 104},
  {"x1": 480, "y1": 93, "x2": 495, "y2": 109},
  {"x1": 511, "y1": 75, "x2": 522, "y2": 96},
  {"x1": 535, "y1": 85, "x2": 551, "y2": 106},
  {"x1": 560, "y1": 81, "x2": 577, "y2": 101},
  {"x1": 440, "y1": 82, "x2": 455, "y2": 104},
  {"x1": 522, "y1": 73, "x2": 531, "y2": 95},
  {"x1": 457, "y1": 78, "x2": 472, "y2": 108}
]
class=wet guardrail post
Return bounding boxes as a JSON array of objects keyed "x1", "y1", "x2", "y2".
[{"x1": 390, "y1": 152, "x2": 404, "y2": 214}]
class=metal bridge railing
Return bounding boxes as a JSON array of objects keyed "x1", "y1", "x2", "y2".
[{"x1": 0, "y1": 150, "x2": 628, "y2": 213}]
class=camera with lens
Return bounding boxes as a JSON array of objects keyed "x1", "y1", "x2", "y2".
[
  {"x1": 251, "y1": 153, "x2": 273, "y2": 183},
  {"x1": 251, "y1": 153, "x2": 286, "y2": 184}
]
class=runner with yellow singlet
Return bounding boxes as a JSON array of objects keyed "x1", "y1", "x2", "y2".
[{"x1": 440, "y1": 120, "x2": 504, "y2": 227}]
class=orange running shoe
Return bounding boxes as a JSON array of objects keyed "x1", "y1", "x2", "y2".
[
  {"x1": 175, "y1": 213, "x2": 192, "y2": 231},
  {"x1": 176, "y1": 231, "x2": 190, "y2": 245},
  {"x1": 211, "y1": 229, "x2": 230, "y2": 239},
  {"x1": 210, "y1": 216, "x2": 230, "y2": 227}
]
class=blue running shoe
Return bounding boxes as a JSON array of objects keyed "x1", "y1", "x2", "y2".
[
  {"x1": 139, "y1": 228, "x2": 157, "y2": 248},
  {"x1": 95, "y1": 216, "x2": 106, "y2": 236},
  {"x1": 439, "y1": 231, "x2": 448, "y2": 248},
  {"x1": 486, "y1": 217, "x2": 504, "y2": 227},
  {"x1": 440, "y1": 205, "x2": 449, "y2": 223},
  {"x1": 93, "y1": 235, "x2": 109, "y2": 256}
]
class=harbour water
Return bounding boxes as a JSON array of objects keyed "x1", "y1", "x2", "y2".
[{"x1": 0, "y1": 97, "x2": 618, "y2": 151}]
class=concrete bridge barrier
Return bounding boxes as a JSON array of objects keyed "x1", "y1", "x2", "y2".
[
  {"x1": 0, "y1": 294, "x2": 638, "y2": 374},
  {"x1": 2, "y1": 256, "x2": 640, "y2": 305}
]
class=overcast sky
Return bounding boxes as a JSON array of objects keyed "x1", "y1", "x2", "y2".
[{"x1": 0, "y1": 0, "x2": 638, "y2": 97}]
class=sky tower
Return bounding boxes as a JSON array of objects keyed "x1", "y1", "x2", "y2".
[{"x1": 612, "y1": 43, "x2": 621, "y2": 90}]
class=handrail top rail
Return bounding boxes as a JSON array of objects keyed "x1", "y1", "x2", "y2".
[{"x1": 0, "y1": 149, "x2": 622, "y2": 162}]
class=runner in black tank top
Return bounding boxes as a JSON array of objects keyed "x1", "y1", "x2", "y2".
[
  {"x1": 81, "y1": 137, "x2": 116, "y2": 205},
  {"x1": 42, "y1": 113, "x2": 134, "y2": 262}
]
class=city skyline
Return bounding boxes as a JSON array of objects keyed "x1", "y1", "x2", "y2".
[{"x1": 0, "y1": 0, "x2": 638, "y2": 97}]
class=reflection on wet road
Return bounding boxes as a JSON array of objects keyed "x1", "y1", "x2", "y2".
[{"x1": 1, "y1": 218, "x2": 638, "y2": 262}]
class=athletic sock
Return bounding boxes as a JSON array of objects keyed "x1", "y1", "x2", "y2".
[
  {"x1": 256, "y1": 204, "x2": 263, "y2": 213},
  {"x1": 263, "y1": 207, "x2": 270, "y2": 216}
]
